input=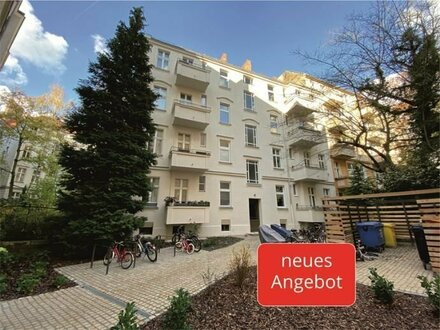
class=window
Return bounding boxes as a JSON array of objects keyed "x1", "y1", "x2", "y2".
[
  {"x1": 154, "y1": 86, "x2": 167, "y2": 110},
  {"x1": 200, "y1": 133, "x2": 206, "y2": 147},
  {"x1": 276, "y1": 185, "x2": 285, "y2": 207},
  {"x1": 243, "y1": 75, "x2": 252, "y2": 85},
  {"x1": 246, "y1": 160, "x2": 259, "y2": 184},
  {"x1": 12, "y1": 191, "x2": 21, "y2": 199},
  {"x1": 323, "y1": 188, "x2": 330, "y2": 197},
  {"x1": 147, "y1": 178, "x2": 159, "y2": 204},
  {"x1": 280, "y1": 220, "x2": 287, "y2": 229},
  {"x1": 272, "y1": 148, "x2": 281, "y2": 169},
  {"x1": 22, "y1": 146, "x2": 32, "y2": 159},
  {"x1": 149, "y1": 129, "x2": 163, "y2": 155},
  {"x1": 31, "y1": 169, "x2": 41, "y2": 185},
  {"x1": 180, "y1": 93, "x2": 192, "y2": 104},
  {"x1": 220, "y1": 181, "x2": 231, "y2": 206},
  {"x1": 245, "y1": 125, "x2": 257, "y2": 147},
  {"x1": 304, "y1": 152, "x2": 310, "y2": 167},
  {"x1": 199, "y1": 176, "x2": 206, "y2": 192},
  {"x1": 347, "y1": 163, "x2": 356, "y2": 176},
  {"x1": 270, "y1": 115, "x2": 278, "y2": 133},
  {"x1": 292, "y1": 184, "x2": 298, "y2": 196},
  {"x1": 156, "y1": 50, "x2": 170, "y2": 70},
  {"x1": 15, "y1": 167, "x2": 26, "y2": 183},
  {"x1": 201, "y1": 95, "x2": 207, "y2": 107},
  {"x1": 243, "y1": 91, "x2": 254, "y2": 110},
  {"x1": 139, "y1": 225, "x2": 153, "y2": 235},
  {"x1": 308, "y1": 187, "x2": 316, "y2": 207},
  {"x1": 174, "y1": 179, "x2": 188, "y2": 202},
  {"x1": 268, "y1": 85, "x2": 274, "y2": 102},
  {"x1": 335, "y1": 162, "x2": 341, "y2": 178},
  {"x1": 219, "y1": 139, "x2": 231, "y2": 162},
  {"x1": 220, "y1": 103, "x2": 229, "y2": 124},
  {"x1": 221, "y1": 219, "x2": 230, "y2": 231},
  {"x1": 178, "y1": 133, "x2": 190, "y2": 151},
  {"x1": 289, "y1": 147, "x2": 295, "y2": 159},
  {"x1": 219, "y1": 69, "x2": 229, "y2": 88},
  {"x1": 318, "y1": 154, "x2": 325, "y2": 169},
  {"x1": 295, "y1": 89, "x2": 301, "y2": 96}
]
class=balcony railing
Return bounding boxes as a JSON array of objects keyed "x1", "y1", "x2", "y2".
[
  {"x1": 291, "y1": 162, "x2": 327, "y2": 182},
  {"x1": 286, "y1": 124, "x2": 325, "y2": 148},
  {"x1": 330, "y1": 143, "x2": 356, "y2": 159},
  {"x1": 335, "y1": 177, "x2": 350, "y2": 189},
  {"x1": 166, "y1": 204, "x2": 210, "y2": 225},
  {"x1": 295, "y1": 204, "x2": 325, "y2": 223},
  {"x1": 169, "y1": 147, "x2": 211, "y2": 172},
  {"x1": 296, "y1": 205, "x2": 324, "y2": 211},
  {"x1": 175, "y1": 59, "x2": 210, "y2": 91},
  {"x1": 172, "y1": 99, "x2": 211, "y2": 130},
  {"x1": 286, "y1": 100, "x2": 317, "y2": 118}
]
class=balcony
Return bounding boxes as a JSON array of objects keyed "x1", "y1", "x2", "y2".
[
  {"x1": 166, "y1": 203, "x2": 210, "y2": 225},
  {"x1": 169, "y1": 147, "x2": 210, "y2": 172},
  {"x1": 286, "y1": 124, "x2": 325, "y2": 148},
  {"x1": 295, "y1": 205, "x2": 325, "y2": 223},
  {"x1": 172, "y1": 100, "x2": 211, "y2": 130},
  {"x1": 335, "y1": 177, "x2": 350, "y2": 189},
  {"x1": 175, "y1": 59, "x2": 210, "y2": 92},
  {"x1": 291, "y1": 162, "x2": 328, "y2": 182},
  {"x1": 287, "y1": 100, "x2": 316, "y2": 118},
  {"x1": 330, "y1": 143, "x2": 355, "y2": 159}
]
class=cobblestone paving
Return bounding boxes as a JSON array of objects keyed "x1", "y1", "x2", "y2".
[
  {"x1": 0, "y1": 237, "x2": 433, "y2": 329},
  {"x1": 356, "y1": 243, "x2": 433, "y2": 295}
]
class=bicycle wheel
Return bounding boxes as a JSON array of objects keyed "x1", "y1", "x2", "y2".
[
  {"x1": 120, "y1": 252, "x2": 133, "y2": 269},
  {"x1": 171, "y1": 233, "x2": 180, "y2": 245},
  {"x1": 134, "y1": 243, "x2": 142, "y2": 258},
  {"x1": 186, "y1": 243, "x2": 195, "y2": 255},
  {"x1": 145, "y1": 245, "x2": 158, "y2": 262},
  {"x1": 175, "y1": 241, "x2": 182, "y2": 250},
  {"x1": 190, "y1": 237, "x2": 202, "y2": 252},
  {"x1": 103, "y1": 247, "x2": 113, "y2": 266}
]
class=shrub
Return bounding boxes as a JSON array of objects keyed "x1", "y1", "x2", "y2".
[
  {"x1": 368, "y1": 268, "x2": 394, "y2": 304},
  {"x1": 33, "y1": 261, "x2": 49, "y2": 278},
  {"x1": 418, "y1": 274, "x2": 440, "y2": 313},
  {"x1": 229, "y1": 244, "x2": 251, "y2": 288},
  {"x1": 53, "y1": 274, "x2": 69, "y2": 288},
  {"x1": 163, "y1": 288, "x2": 192, "y2": 330},
  {"x1": 16, "y1": 273, "x2": 40, "y2": 294},
  {"x1": 110, "y1": 302, "x2": 139, "y2": 330},
  {"x1": 0, "y1": 274, "x2": 7, "y2": 294},
  {"x1": 0, "y1": 247, "x2": 11, "y2": 268}
]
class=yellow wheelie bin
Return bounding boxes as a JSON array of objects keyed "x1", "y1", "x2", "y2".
[{"x1": 383, "y1": 223, "x2": 397, "y2": 248}]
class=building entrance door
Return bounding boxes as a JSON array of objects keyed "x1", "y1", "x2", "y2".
[{"x1": 249, "y1": 198, "x2": 260, "y2": 232}]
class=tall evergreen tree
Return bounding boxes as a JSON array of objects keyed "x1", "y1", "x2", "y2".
[
  {"x1": 345, "y1": 164, "x2": 375, "y2": 196},
  {"x1": 58, "y1": 8, "x2": 157, "y2": 245}
]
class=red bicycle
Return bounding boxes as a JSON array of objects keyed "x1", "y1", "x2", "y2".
[
  {"x1": 175, "y1": 233, "x2": 195, "y2": 254},
  {"x1": 103, "y1": 241, "x2": 134, "y2": 269}
]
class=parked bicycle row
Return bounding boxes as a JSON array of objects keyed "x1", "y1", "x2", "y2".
[{"x1": 259, "y1": 223, "x2": 326, "y2": 243}]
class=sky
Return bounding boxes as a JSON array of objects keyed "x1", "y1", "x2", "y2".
[{"x1": 0, "y1": 0, "x2": 373, "y2": 103}]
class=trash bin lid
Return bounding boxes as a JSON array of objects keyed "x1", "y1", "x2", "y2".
[
  {"x1": 383, "y1": 223, "x2": 394, "y2": 228},
  {"x1": 356, "y1": 221, "x2": 383, "y2": 228}
]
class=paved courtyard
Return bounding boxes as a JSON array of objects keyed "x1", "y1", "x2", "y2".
[{"x1": 0, "y1": 236, "x2": 434, "y2": 329}]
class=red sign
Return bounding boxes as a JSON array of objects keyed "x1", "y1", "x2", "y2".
[{"x1": 257, "y1": 243, "x2": 356, "y2": 306}]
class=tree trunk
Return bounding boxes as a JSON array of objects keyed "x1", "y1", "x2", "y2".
[{"x1": 8, "y1": 134, "x2": 23, "y2": 200}]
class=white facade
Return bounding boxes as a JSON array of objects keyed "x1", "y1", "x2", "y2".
[{"x1": 139, "y1": 38, "x2": 338, "y2": 238}]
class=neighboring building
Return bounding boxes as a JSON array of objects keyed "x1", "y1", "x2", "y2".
[
  {"x1": 0, "y1": 0, "x2": 25, "y2": 69},
  {"x1": 138, "y1": 37, "x2": 342, "y2": 238}
]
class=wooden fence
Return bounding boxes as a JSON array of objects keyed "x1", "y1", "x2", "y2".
[{"x1": 323, "y1": 189, "x2": 440, "y2": 271}]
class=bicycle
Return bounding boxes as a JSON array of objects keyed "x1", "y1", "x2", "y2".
[
  {"x1": 103, "y1": 241, "x2": 134, "y2": 269},
  {"x1": 132, "y1": 235, "x2": 158, "y2": 262},
  {"x1": 175, "y1": 233, "x2": 195, "y2": 254},
  {"x1": 172, "y1": 225, "x2": 202, "y2": 252}
]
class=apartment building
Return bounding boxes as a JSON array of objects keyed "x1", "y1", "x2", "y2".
[
  {"x1": 138, "y1": 37, "x2": 340, "y2": 238},
  {"x1": 0, "y1": 0, "x2": 25, "y2": 69}
]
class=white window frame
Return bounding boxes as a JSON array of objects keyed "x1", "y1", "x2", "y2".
[
  {"x1": 268, "y1": 85, "x2": 275, "y2": 102},
  {"x1": 308, "y1": 187, "x2": 316, "y2": 207},
  {"x1": 149, "y1": 129, "x2": 163, "y2": 155},
  {"x1": 243, "y1": 90, "x2": 255, "y2": 110},
  {"x1": 270, "y1": 115, "x2": 278, "y2": 133},
  {"x1": 292, "y1": 184, "x2": 298, "y2": 196},
  {"x1": 177, "y1": 133, "x2": 191, "y2": 151},
  {"x1": 174, "y1": 179, "x2": 188, "y2": 202},
  {"x1": 200, "y1": 133, "x2": 207, "y2": 147},
  {"x1": 219, "y1": 69, "x2": 229, "y2": 88},
  {"x1": 246, "y1": 160, "x2": 259, "y2": 184},
  {"x1": 180, "y1": 93, "x2": 192, "y2": 104},
  {"x1": 243, "y1": 75, "x2": 252, "y2": 85},
  {"x1": 157, "y1": 49, "x2": 170, "y2": 70},
  {"x1": 220, "y1": 103, "x2": 230, "y2": 124},
  {"x1": 147, "y1": 177, "x2": 160, "y2": 204},
  {"x1": 22, "y1": 146, "x2": 32, "y2": 160},
  {"x1": 219, "y1": 139, "x2": 231, "y2": 162},
  {"x1": 276, "y1": 185, "x2": 286, "y2": 207},
  {"x1": 318, "y1": 154, "x2": 325, "y2": 169},
  {"x1": 220, "y1": 181, "x2": 231, "y2": 206},
  {"x1": 323, "y1": 188, "x2": 330, "y2": 197},
  {"x1": 199, "y1": 176, "x2": 206, "y2": 192},
  {"x1": 154, "y1": 86, "x2": 167, "y2": 110},
  {"x1": 245, "y1": 125, "x2": 257, "y2": 147},
  {"x1": 201, "y1": 94, "x2": 207, "y2": 107},
  {"x1": 15, "y1": 167, "x2": 26, "y2": 183},
  {"x1": 221, "y1": 220, "x2": 231, "y2": 232},
  {"x1": 272, "y1": 148, "x2": 282, "y2": 169},
  {"x1": 304, "y1": 152, "x2": 310, "y2": 167}
]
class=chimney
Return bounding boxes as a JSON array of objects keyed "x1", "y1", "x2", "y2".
[
  {"x1": 242, "y1": 59, "x2": 252, "y2": 72},
  {"x1": 219, "y1": 53, "x2": 228, "y2": 63}
]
